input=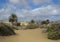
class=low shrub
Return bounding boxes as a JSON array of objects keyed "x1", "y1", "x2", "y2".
[
  {"x1": 17, "y1": 22, "x2": 21, "y2": 26},
  {"x1": 48, "y1": 31, "x2": 60, "y2": 40},
  {"x1": 47, "y1": 24, "x2": 60, "y2": 40},
  {"x1": 0, "y1": 23, "x2": 16, "y2": 36},
  {"x1": 26, "y1": 23, "x2": 39, "y2": 29}
]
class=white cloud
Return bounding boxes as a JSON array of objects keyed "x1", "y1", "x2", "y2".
[
  {"x1": 0, "y1": 4, "x2": 14, "y2": 21},
  {"x1": 9, "y1": 0, "x2": 53, "y2": 9},
  {"x1": 11, "y1": 5, "x2": 60, "y2": 21},
  {"x1": 0, "y1": 9, "x2": 5, "y2": 13},
  {"x1": 0, "y1": 0, "x2": 60, "y2": 21},
  {"x1": 9, "y1": 0, "x2": 30, "y2": 9},
  {"x1": 33, "y1": 0, "x2": 52, "y2": 5},
  {"x1": 9, "y1": 0, "x2": 20, "y2": 5},
  {"x1": 0, "y1": 4, "x2": 60, "y2": 21},
  {"x1": 31, "y1": 5, "x2": 60, "y2": 16},
  {"x1": 15, "y1": 9, "x2": 32, "y2": 18}
]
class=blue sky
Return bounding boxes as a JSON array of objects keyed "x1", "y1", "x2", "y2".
[{"x1": 0, "y1": 0, "x2": 60, "y2": 22}]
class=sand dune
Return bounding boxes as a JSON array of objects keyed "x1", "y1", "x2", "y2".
[{"x1": 0, "y1": 28, "x2": 60, "y2": 42}]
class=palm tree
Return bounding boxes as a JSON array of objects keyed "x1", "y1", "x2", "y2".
[{"x1": 9, "y1": 14, "x2": 18, "y2": 23}]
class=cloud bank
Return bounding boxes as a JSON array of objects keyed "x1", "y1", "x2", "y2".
[{"x1": 0, "y1": 0, "x2": 60, "y2": 21}]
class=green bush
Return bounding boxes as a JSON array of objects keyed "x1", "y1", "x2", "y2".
[
  {"x1": 17, "y1": 22, "x2": 21, "y2": 26},
  {"x1": 26, "y1": 23, "x2": 39, "y2": 29},
  {"x1": 30, "y1": 20, "x2": 35, "y2": 23},
  {"x1": 41, "y1": 19, "x2": 50, "y2": 25},
  {"x1": 48, "y1": 31, "x2": 60, "y2": 40},
  {"x1": 0, "y1": 23, "x2": 16, "y2": 36},
  {"x1": 48, "y1": 24, "x2": 60, "y2": 40}
]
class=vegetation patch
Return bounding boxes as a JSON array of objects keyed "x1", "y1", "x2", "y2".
[
  {"x1": 26, "y1": 23, "x2": 39, "y2": 29},
  {"x1": 47, "y1": 23, "x2": 60, "y2": 40},
  {"x1": 0, "y1": 23, "x2": 16, "y2": 36}
]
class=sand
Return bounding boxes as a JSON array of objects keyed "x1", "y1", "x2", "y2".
[{"x1": 0, "y1": 28, "x2": 60, "y2": 42}]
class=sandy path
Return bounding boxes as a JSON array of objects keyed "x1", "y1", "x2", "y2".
[{"x1": 0, "y1": 28, "x2": 60, "y2": 42}]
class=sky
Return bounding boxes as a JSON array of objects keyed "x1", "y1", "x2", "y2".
[{"x1": 0, "y1": 0, "x2": 60, "y2": 22}]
